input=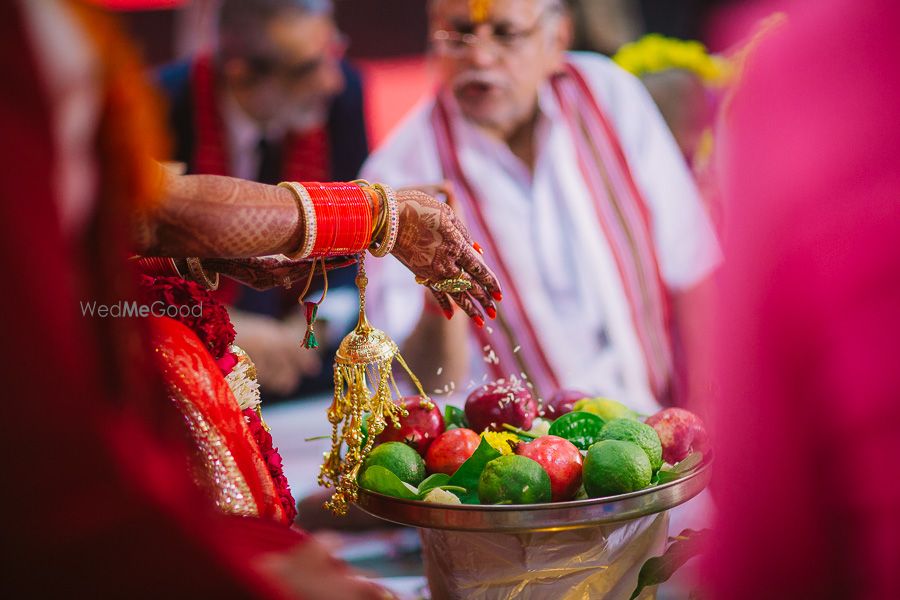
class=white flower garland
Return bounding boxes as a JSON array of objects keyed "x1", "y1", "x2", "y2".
[{"x1": 224, "y1": 345, "x2": 262, "y2": 412}]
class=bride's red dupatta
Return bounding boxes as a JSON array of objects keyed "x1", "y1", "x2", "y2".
[{"x1": 0, "y1": 2, "x2": 303, "y2": 596}]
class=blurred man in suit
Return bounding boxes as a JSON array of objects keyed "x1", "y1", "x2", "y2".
[{"x1": 158, "y1": 0, "x2": 368, "y2": 397}]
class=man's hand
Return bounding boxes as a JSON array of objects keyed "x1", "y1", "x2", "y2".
[{"x1": 231, "y1": 312, "x2": 321, "y2": 396}]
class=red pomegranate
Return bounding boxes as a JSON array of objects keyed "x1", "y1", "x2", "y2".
[
  {"x1": 516, "y1": 435, "x2": 583, "y2": 501},
  {"x1": 425, "y1": 428, "x2": 481, "y2": 475},
  {"x1": 465, "y1": 377, "x2": 537, "y2": 432},
  {"x1": 375, "y1": 396, "x2": 445, "y2": 456}
]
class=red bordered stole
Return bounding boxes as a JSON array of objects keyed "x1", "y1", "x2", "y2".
[{"x1": 430, "y1": 62, "x2": 673, "y2": 403}]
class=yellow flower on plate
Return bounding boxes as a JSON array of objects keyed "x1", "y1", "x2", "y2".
[{"x1": 481, "y1": 431, "x2": 520, "y2": 455}]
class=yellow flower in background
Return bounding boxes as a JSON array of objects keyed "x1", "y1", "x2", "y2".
[
  {"x1": 613, "y1": 34, "x2": 732, "y2": 86},
  {"x1": 481, "y1": 431, "x2": 520, "y2": 455}
]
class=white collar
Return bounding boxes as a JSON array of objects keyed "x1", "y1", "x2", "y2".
[
  {"x1": 220, "y1": 91, "x2": 287, "y2": 152},
  {"x1": 442, "y1": 78, "x2": 563, "y2": 183}
]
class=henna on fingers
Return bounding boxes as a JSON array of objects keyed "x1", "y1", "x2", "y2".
[
  {"x1": 428, "y1": 289, "x2": 456, "y2": 321},
  {"x1": 391, "y1": 189, "x2": 502, "y2": 321},
  {"x1": 464, "y1": 280, "x2": 497, "y2": 318}
]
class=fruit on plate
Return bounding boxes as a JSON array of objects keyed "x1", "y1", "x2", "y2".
[
  {"x1": 375, "y1": 396, "x2": 445, "y2": 456},
  {"x1": 362, "y1": 441, "x2": 426, "y2": 486},
  {"x1": 477, "y1": 454, "x2": 552, "y2": 504},
  {"x1": 422, "y1": 487, "x2": 462, "y2": 504},
  {"x1": 465, "y1": 378, "x2": 537, "y2": 432},
  {"x1": 544, "y1": 389, "x2": 588, "y2": 418},
  {"x1": 583, "y1": 440, "x2": 652, "y2": 497},
  {"x1": 515, "y1": 435, "x2": 583, "y2": 501},
  {"x1": 425, "y1": 428, "x2": 482, "y2": 475},
  {"x1": 598, "y1": 418, "x2": 663, "y2": 471},
  {"x1": 644, "y1": 407, "x2": 709, "y2": 464},
  {"x1": 573, "y1": 397, "x2": 639, "y2": 421},
  {"x1": 547, "y1": 410, "x2": 606, "y2": 450}
]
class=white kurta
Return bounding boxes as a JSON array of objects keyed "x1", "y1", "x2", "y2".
[{"x1": 361, "y1": 52, "x2": 720, "y2": 414}]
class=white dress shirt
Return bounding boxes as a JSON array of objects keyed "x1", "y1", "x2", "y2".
[
  {"x1": 220, "y1": 92, "x2": 286, "y2": 181},
  {"x1": 361, "y1": 52, "x2": 720, "y2": 413}
]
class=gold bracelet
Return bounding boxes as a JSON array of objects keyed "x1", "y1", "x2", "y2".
[
  {"x1": 368, "y1": 183, "x2": 399, "y2": 257},
  {"x1": 278, "y1": 181, "x2": 317, "y2": 259},
  {"x1": 170, "y1": 258, "x2": 185, "y2": 279},
  {"x1": 352, "y1": 179, "x2": 384, "y2": 246},
  {"x1": 186, "y1": 257, "x2": 219, "y2": 290}
]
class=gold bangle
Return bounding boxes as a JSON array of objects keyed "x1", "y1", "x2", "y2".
[
  {"x1": 170, "y1": 258, "x2": 185, "y2": 279},
  {"x1": 352, "y1": 179, "x2": 384, "y2": 245},
  {"x1": 368, "y1": 183, "x2": 399, "y2": 257},
  {"x1": 186, "y1": 257, "x2": 219, "y2": 290},
  {"x1": 278, "y1": 181, "x2": 317, "y2": 259}
]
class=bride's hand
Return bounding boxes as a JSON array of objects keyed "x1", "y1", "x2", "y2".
[
  {"x1": 204, "y1": 256, "x2": 356, "y2": 291},
  {"x1": 391, "y1": 189, "x2": 502, "y2": 325}
]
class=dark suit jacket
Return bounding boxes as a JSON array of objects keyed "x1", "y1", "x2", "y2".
[{"x1": 156, "y1": 58, "x2": 369, "y2": 182}]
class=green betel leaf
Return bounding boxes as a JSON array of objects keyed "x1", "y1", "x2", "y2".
[
  {"x1": 447, "y1": 437, "x2": 502, "y2": 500},
  {"x1": 358, "y1": 465, "x2": 418, "y2": 500},
  {"x1": 548, "y1": 411, "x2": 606, "y2": 450},
  {"x1": 674, "y1": 452, "x2": 703, "y2": 473},
  {"x1": 416, "y1": 473, "x2": 451, "y2": 496},
  {"x1": 444, "y1": 405, "x2": 468, "y2": 430},
  {"x1": 630, "y1": 529, "x2": 711, "y2": 599},
  {"x1": 502, "y1": 423, "x2": 540, "y2": 441},
  {"x1": 655, "y1": 470, "x2": 681, "y2": 485},
  {"x1": 654, "y1": 453, "x2": 704, "y2": 485}
]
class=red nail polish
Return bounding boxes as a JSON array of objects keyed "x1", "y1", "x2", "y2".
[
  {"x1": 443, "y1": 308, "x2": 454, "y2": 320},
  {"x1": 473, "y1": 315, "x2": 485, "y2": 328},
  {"x1": 486, "y1": 306, "x2": 497, "y2": 320},
  {"x1": 473, "y1": 241, "x2": 485, "y2": 255},
  {"x1": 492, "y1": 291, "x2": 503, "y2": 302}
]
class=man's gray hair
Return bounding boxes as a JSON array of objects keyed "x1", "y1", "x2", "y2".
[{"x1": 218, "y1": 0, "x2": 333, "y2": 59}]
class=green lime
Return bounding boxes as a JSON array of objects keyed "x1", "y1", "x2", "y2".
[
  {"x1": 598, "y1": 418, "x2": 663, "y2": 471},
  {"x1": 573, "y1": 397, "x2": 639, "y2": 422},
  {"x1": 583, "y1": 440, "x2": 652, "y2": 497},
  {"x1": 363, "y1": 442, "x2": 426, "y2": 486},
  {"x1": 478, "y1": 455, "x2": 551, "y2": 504}
]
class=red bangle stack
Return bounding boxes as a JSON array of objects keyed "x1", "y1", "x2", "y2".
[
  {"x1": 134, "y1": 257, "x2": 181, "y2": 278},
  {"x1": 302, "y1": 182, "x2": 373, "y2": 256}
]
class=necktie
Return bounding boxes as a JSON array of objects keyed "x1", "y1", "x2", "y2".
[
  {"x1": 239, "y1": 136, "x2": 285, "y2": 318},
  {"x1": 255, "y1": 136, "x2": 283, "y2": 184}
]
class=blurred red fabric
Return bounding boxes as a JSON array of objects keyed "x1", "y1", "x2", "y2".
[
  {"x1": 91, "y1": 0, "x2": 187, "y2": 10},
  {"x1": 0, "y1": 2, "x2": 302, "y2": 596},
  {"x1": 706, "y1": 0, "x2": 900, "y2": 598}
]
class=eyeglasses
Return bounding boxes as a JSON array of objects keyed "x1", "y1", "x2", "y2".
[
  {"x1": 431, "y1": 6, "x2": 559, "y2": 57},
  {"x1": 247, "y1": 32, "x2": 348, "y2": 85}
]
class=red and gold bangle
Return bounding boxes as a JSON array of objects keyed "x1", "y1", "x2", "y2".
[
  {"x1": 298, "y1": 182, "x2": 373, "y2": 257},
  {"x1": 324, "y1": 184, "x2": 349, "y2": 252},
  {"x1": 279, "y1": 181, "x2": 317, "y2": 259},
  {"x1": 337, "y1": 183, "x2": 370, "y2": 253},
  {"x1": 369, "y1": 183, "x2": 399, "y2": 257},
  {"x1": 354, "y1": 181, "x2": 382, "y2": 245},
  {"x1": 132, "y1": 256, "x2": 184, "y2": 278}
]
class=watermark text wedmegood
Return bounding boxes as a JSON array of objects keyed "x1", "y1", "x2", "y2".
[{"x1": 80, "y1": 300, "x2": 202, "y2": 318}]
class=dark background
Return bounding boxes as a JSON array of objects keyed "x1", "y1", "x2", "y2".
[{"x1": 121, "y1": 0, "x2": 743, "y2": 67}]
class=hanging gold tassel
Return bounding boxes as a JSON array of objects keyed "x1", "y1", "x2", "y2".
[{"x1": 318, "y1": 255, "x2": 432, "y2": 515}]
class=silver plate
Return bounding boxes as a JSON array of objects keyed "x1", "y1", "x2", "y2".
[{"x1": 355, "y1": 453, "x2": 712, "y2": 533}]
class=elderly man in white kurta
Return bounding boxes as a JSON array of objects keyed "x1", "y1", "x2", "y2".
[{"x1": 362, "y1": 0, "x2": 719, "y2": 415}]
